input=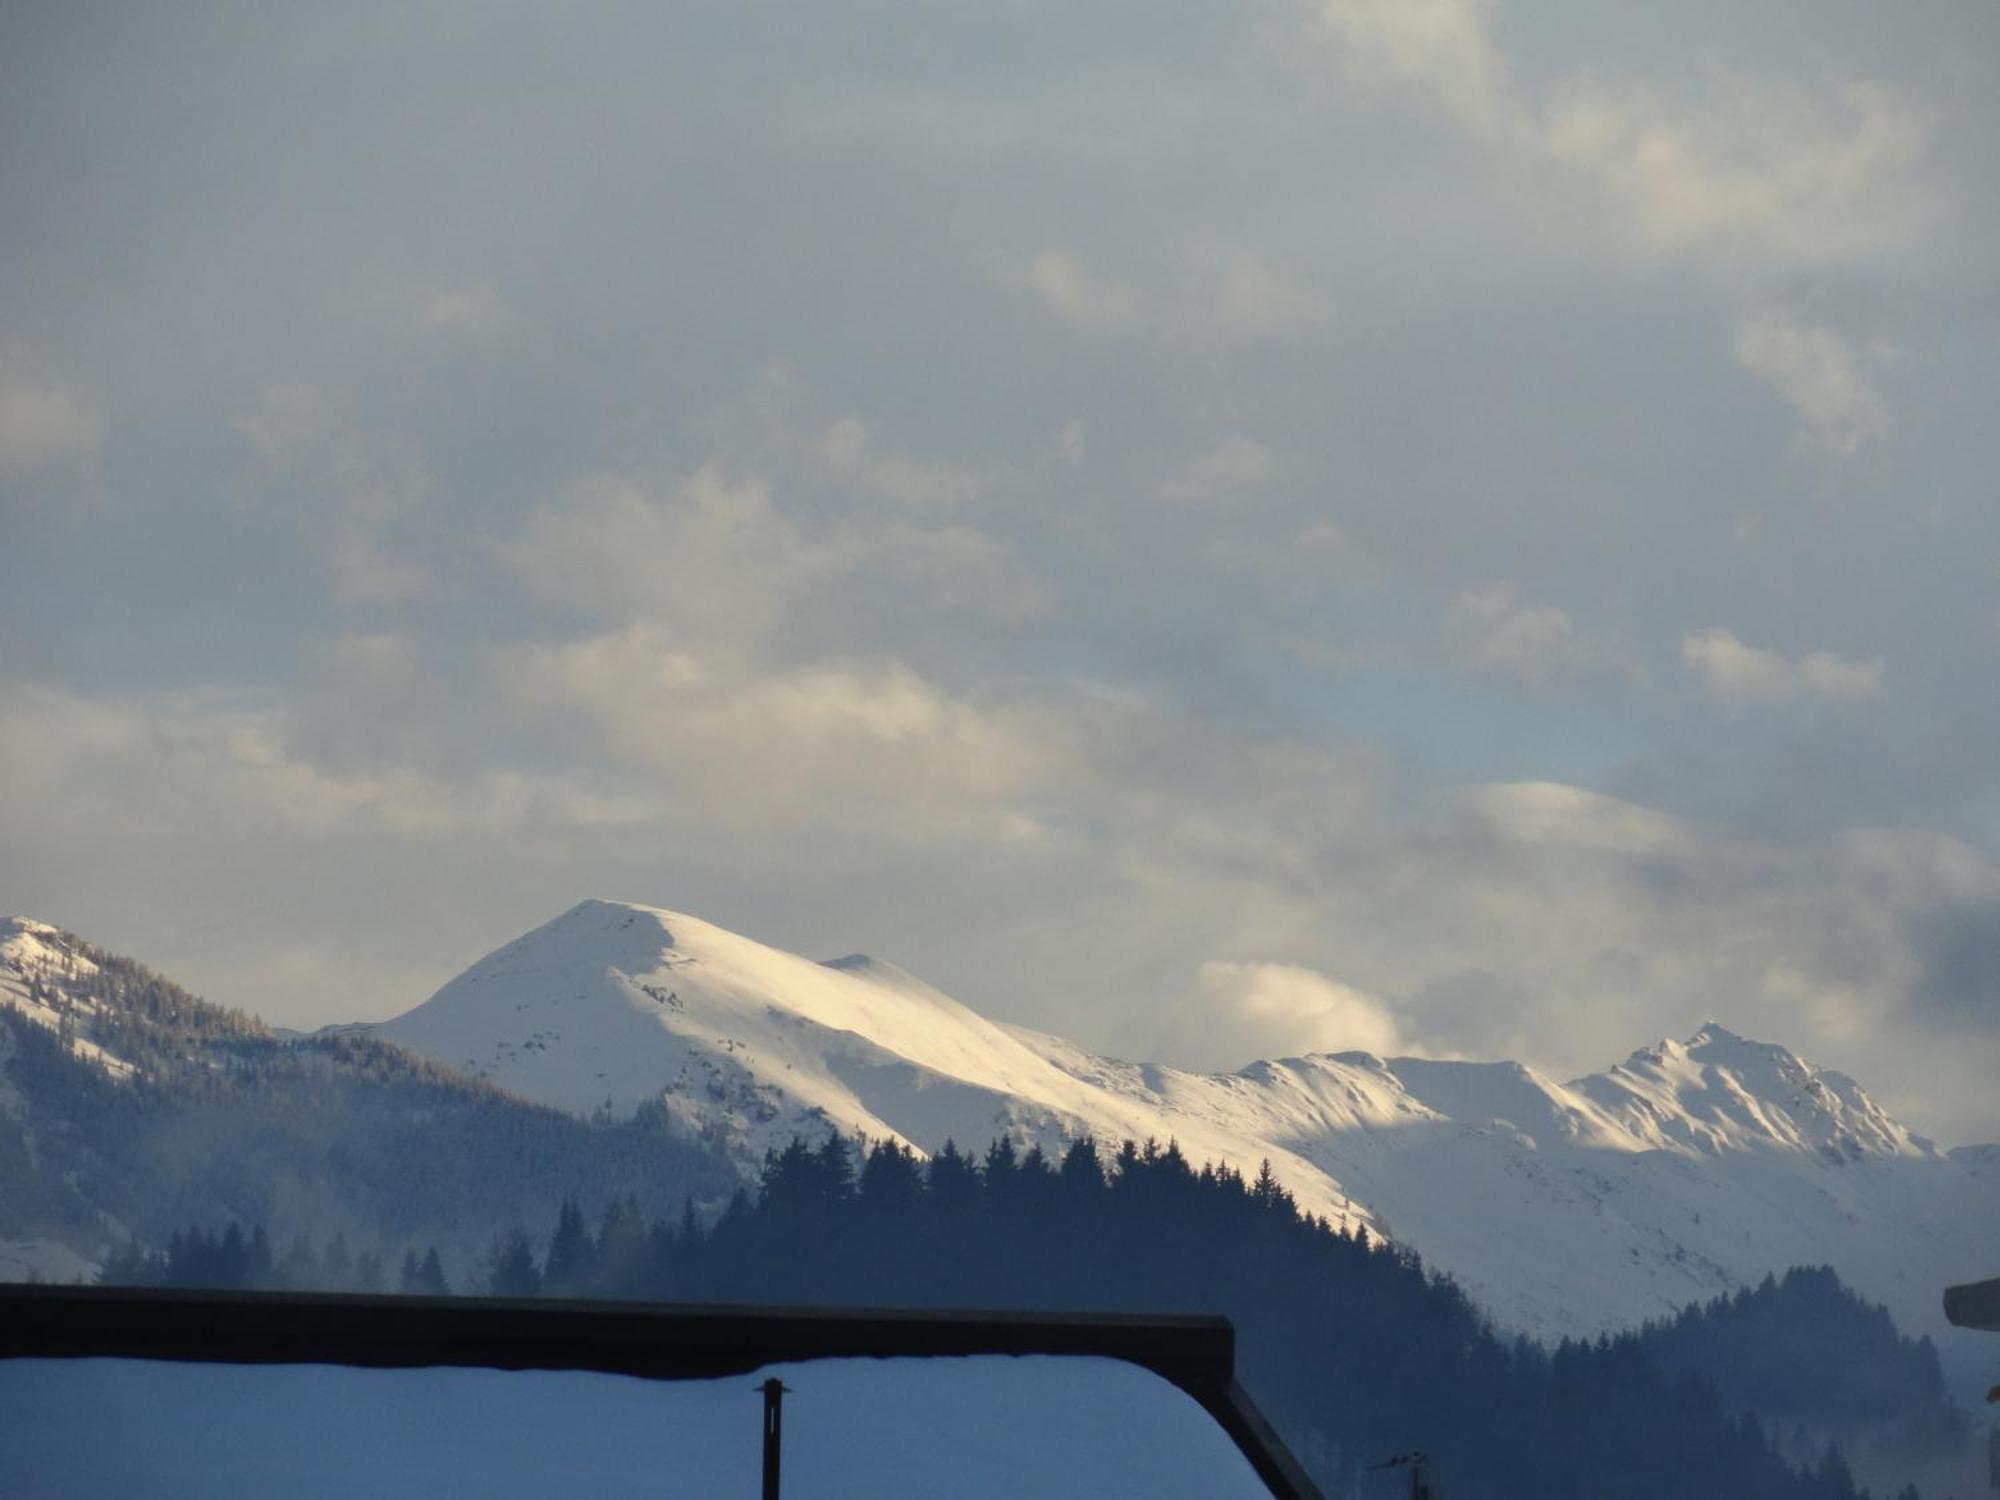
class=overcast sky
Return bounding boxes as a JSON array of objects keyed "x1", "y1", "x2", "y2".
[{"x1": 5, "y1": 1, "x2": 1999, "y2": 1141}]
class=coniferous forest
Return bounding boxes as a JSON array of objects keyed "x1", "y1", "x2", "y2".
[{"x1": 110, "y1": 1132, "x2": 1958, "y2": 1500}]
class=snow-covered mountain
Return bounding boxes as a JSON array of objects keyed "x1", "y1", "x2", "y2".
[
  {"x1": 0, "y1": 914, "x2": 736, "y2": 1278},
  {"x1": 371, "y1": 899, "x2": 2000, "y2": 1380},
  {"x1": 0, "y1": 917, "x2": 146, "y2": 1082}
]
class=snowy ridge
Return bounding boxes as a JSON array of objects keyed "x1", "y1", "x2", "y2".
[
  {"x1": 367, "y1": 899, "x2": 2000, "y2": 1372},
  {"x1": 0, "y1": 917, "x2": 137, "y2": 1081},
  {"x1": 1574, "y1": 1025, "x2": 1933, "y2": 1161},
  {"x1": 7, "y1": 900, "x2": 1992, "y2": 1395},
  {"x1": 373, "y1": 900, "x2": 1377, "y2": 1230}
]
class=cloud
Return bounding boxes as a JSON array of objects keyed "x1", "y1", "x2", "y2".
[
  {"x1": 1022, "y1": 250, "x2": 1332, "y2": 346},
  {"x1": 1098, "y1": 760, "x2": 2000, "y2": 1139},
  {"x1": 0, "y1": 676, "x2": 676, "y2": 1024},
  {"x1": 1682, "y1": 627, "x2": 1884, "y2": 702},
  {"x1": 1302, "y1": 0, "x2": 1928, "y2": 266},
  {"x1": 9, "y1": 658, "x2": 2000, "y2": 1140},
  {"x1": 1909, "y1": 899, "x2": 2000, "y2": 1021},
  {"x1": 1027, "y1": 252, "x2": 1143, "y2": 330},
  {"x1": 1150, "y1": 961, "x2": 1411, "y2": 1070},
  {"x1": 5, "y1": 4, "x2": 1995, "y2": 1149},
  {"x1": 502, "y1": 373, "x2": 1047, "y2": 660},
  {"x1": 507, "y1": 467, "x2": 816, "y2": 642},
  {"x1": 0, "y1": 679, "x2": 650, "y2": 845},
  {"x1": 417, "y1": 277, "x2": 517, "y2": 342},
  {"x1": 497, "y1": 626, "x2": 1057, "y2": 836},
  {"x1": 1732, "y1": 314, "x2": 1896, "y2": 466},
  {"x1": 1440, "y1": 583, "x2": 1634, "y2": 691},
  {"x1": 1310, "y1": 0, "x2": 1514, "y2": 138},
  {"x1": 815, "y1": 416, "x2": 988, "y2": 508},
  {"x1": 506, "y1": 462, "x2": 1047, "y2": 648},
  {"x1": 0, "y1": 365, "x2": 101, "y2": 480},
  {"x1": 1539, "y1": 75, "x2": 1925, "y2": 266}
]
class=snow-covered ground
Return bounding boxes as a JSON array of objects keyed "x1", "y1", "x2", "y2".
[
  {"x1": 373, "y1": 899, "x2": 2000, "y2": 1393},
  {"x1": 0, "y1": 1354, "x2": 1273, "y2": 1499},
  {"x1": 0, "y1": 918, "x2": 137, "y2": 1081}
]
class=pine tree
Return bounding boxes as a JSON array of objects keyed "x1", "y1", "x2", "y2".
[
  {"x1": 1058, "y1": 1136, "x2": 1104, "y2": 1196},
  {"x1": 543, "y1": 1197, "x2": 591, "y2": 1294},
  {"x1": 417, "y1": 1245, "x2": 449, "y2": 1296},
  {"x1": 485, "y1": 1229, "x2": 542, "y2": 1297}
]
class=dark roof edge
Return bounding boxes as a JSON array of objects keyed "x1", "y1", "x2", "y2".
[{"x1": 0, "y1": 1286, "x2": 1325, "y2": 1500}]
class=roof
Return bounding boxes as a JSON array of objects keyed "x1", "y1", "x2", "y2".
[{"x1": 0, "y1": 1285, "x2": 1324, "y2": 1500}]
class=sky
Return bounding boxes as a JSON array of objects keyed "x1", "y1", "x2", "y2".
[{"x1": 4, "y1": 1, "x2": 2000, "y2": 1141}]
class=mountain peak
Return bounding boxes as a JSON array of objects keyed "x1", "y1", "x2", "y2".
[
  {"x1": 1681, "y1": 1021, "x2": 1800, "y2": 1065},
  {"x1": 1575, "y1": 1022, "x2": 1930, "y2": 1162},
  {"x1": 552, "y1": 896, "x2": 680, "y2": 933},
  {"x1": 1685, "y1": 1020, "x2": 1747, "y2": 1047},
  {"x1": 1, "y1": 916, "x2": 93, "y2": 977}
]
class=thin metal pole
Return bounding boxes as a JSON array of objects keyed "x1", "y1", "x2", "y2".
[{"x1": 759, "y1": 1378, "x2": 787, "y2": 1500}]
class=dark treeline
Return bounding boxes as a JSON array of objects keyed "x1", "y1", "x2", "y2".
[
  {"x1": 100, "y1": 1221, "x2": 451, "y2": 1297},
  {"x1": 119, "y1": 1133, "x2": 1927, "y2": 1500},
  {"x1": 1635, "y1": 1267, "x2": 1966, "y2": 1489},
  {"x1": 1639, "y1": 1266, "x2": 1957, "y2": 1436}
]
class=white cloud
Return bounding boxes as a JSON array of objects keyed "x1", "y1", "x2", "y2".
[
  {"x1": 1446, "y1": 781, "x2": 1693, "y2": 861},
  {"x1": 1310, "y1": 0, "x2": 1514, "y2": 138},
  {"x1": 815, "y1": 416, "x2": 988, "y2": 508},
  {"x1": 1540, "y1": 75, "x2": 1925, "y2": 266},
  {"x1": 498, "y1": 626, "x2": 1054, "y2": 833},
  {"x1": 1161, "y1": 960, "x2": 1411, "y2": 1068},
  {"x1": 8, "y1": 659, "x2": 1999, "y2": 1139},
  {"x1": 1732, "y1": 314, "x2": 1896, "y2": 466},
  {"x1": 417, "y1": 278, "x2": 517, "y2": 342},
  {"x1": 509, "y1": 466, "x2": 816, "y2": 642},
  {"x1": 0, "y1": 680, "x2": 647, "y2": 844},
  {"x1": 1027, "y1": 251, "x2": 1142, "y2": 330},
  {"x1": 0, "y1": 365, "x2": 101, "y2": 480},
  {"x1": 1441, "y1": 583, "x2": 1634, "y2": 691},
  {"x1": 1303, "y1": 0, "x2": 1928, "y2": 267},
  {"x1": 1682, "y1": 627, "x2": 1884, "y2": 702},
  {"x1": 507, "y1": 462, "x2": 1047, "y2": 647}
]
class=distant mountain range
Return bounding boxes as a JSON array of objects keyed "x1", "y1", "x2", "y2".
[
  {"x1": 5, "y1": 899, "x2": 1996, "y2": 1398},
  {"x1": 364, "y1": 898, "x2": 2000, "y2": 1392}
]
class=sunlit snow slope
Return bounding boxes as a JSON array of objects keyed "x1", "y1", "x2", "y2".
[
  {"x1": 374, "y1": 899, "x2": 1375, "y2": 1233},
  {"x1": 0, "y1": 917, "x2": 140, "y2": 1081},
  {"x1": 373, "y1": 899, "x2": 2000, "y2": 1372}
]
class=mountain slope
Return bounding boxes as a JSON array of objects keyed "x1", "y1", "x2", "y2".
[
  {"x1": 374, "y1": 899, "x2": 1378, "y2": 1230},
  {"x1": 370, "y1": 899, "x2": 2000, "y2": 1391},
  {"x1": 0, "y1": 915, "x2": 734, "y2": 1278}
]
